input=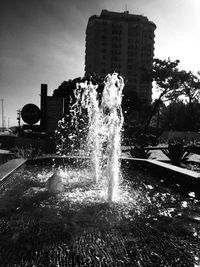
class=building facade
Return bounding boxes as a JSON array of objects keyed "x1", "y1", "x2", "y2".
[{"x1": 85, "y1": 10, "x2": 156, "y2": 103}]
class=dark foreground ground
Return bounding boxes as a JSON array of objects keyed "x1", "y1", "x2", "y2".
[{"x1": 0, "y1": 163, "x2": 200, "y2": 267}]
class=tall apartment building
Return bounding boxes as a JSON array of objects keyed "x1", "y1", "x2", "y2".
[{"x1": 85, "y1": 10, "x2": 156, "y2": 103}]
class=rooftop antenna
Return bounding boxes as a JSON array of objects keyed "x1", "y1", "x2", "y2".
[{"x1": 124, "y1": 4, "x2": 129, "y2": 13}]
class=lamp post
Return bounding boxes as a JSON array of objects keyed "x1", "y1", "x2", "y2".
[
  {"x1": 17, "y1": 109, "x2": 21, "y2": 128},
  {"x1": 1, "y1": 99, "x2": 4, "y2": 131}
]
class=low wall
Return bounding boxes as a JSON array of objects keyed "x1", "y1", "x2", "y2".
[
  {"x1": 123, "y1": 158, "x2": 200, "y2": 192},
  {"x1": 0, "y1": 158, "x2": 26, "y2": 186}
]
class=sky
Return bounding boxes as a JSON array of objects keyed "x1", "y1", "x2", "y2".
[{"x1": 0, "y1": 0, "x2": 199, "y2": 127}]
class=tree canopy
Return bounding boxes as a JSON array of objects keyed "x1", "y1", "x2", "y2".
[{"x1": 143, "y1": 58, "x2": 200, "y2": 133}]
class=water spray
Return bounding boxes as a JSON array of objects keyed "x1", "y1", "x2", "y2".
[{"x1": 56, "y1": 73, "x2": 124, "y2": 202}]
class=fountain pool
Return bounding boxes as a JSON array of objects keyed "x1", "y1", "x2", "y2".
[
  {"x1": 0, "y1": 158, "x2": 200, "y2": 266},
  {"x1": 1, "y1": 73, "x2": 200, "y2": 266}
]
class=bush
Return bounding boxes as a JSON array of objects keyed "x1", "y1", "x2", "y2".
[
  {"x1": 162, "y1": 139, "x2": 190, "y2": 166},
  {"x1": 129, "y1": 145, "x2": 151, "y2": 159}
]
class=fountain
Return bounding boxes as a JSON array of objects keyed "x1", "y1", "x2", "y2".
[
  {"x1": 53, "y1": 72, "x2": 124, "y2": 202},
  {"x1": 1, "y1": 73, "x2": 200, "y2": 266}
]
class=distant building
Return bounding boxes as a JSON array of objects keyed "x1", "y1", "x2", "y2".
[
  {"x1": 40, "y1": 84, "x2": 64, "y2": 133},
  {"x1": 85, "y1": 10, "x2": 156, "y2": 103},
  {"x1": 22, "y1": 84, "x2": 64, "y2": 134}
]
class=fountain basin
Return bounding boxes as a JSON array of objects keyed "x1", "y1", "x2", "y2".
[
  {"x1": 0, "y1": 157, "x2": 200, "y2": 266},
  {"x1": 1, "y1": 156, "x2": 200, "y2": 192}
]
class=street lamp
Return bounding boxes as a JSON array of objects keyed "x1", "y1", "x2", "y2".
[
  {"x1": 1, "y1": 99, "x2": 4, "y2": 131},
  {"x1": 17, "y1": 109, "x2": 21, "y2": 128}
]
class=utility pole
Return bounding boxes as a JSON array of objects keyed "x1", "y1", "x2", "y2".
[
  {"x1": 17, "y1": 109, "x2": 21, "y2": 128},
  {"x1": 1, "y1": 99, "x2": 4, "y2": 131}
]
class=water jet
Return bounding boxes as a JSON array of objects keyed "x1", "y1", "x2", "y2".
[{"x1": 57, "y1": 73, "x2": 125, "y2": 202}]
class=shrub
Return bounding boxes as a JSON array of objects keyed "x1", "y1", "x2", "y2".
[{"x1": 162, "y1": 139, "x2": 190, "y2": 166}]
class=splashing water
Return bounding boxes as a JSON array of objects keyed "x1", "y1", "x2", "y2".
[
  {"x1": 100, "y1": 74, "x2": 124, "y2": 201},
  {"x1": 76, "y1": 80, "x2": 101, "y2": 183},
  {"x1": 57, "y1": 73, "x2": 124, "y2": 202}
]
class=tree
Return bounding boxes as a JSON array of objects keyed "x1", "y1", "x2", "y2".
[
  {"x1": 53, "y1": 77, "x2": 82, "y2": 115},
  {"x1": 143, "y1": 58, "x2": 184, "y2": 133},
  {"x1": 54, "y1": 73, "x2": 105, "y2": 154},
  {"x1": 179, "y1": 71, "x2": 200, "y2": 130},
  {"x1": 159, "y1": 100, "x2": 200, "y2": 132},
  {"x1": 160, "y1": 101, "x2": 189, "y2": 131}
]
